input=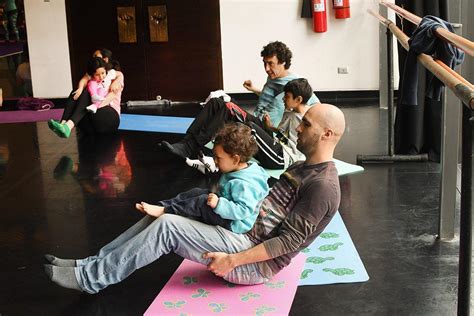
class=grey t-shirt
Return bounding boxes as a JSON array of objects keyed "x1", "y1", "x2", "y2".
[
  {"x1": 246, "y1": 160, "x2": 340, "y2": 278},
  {"x1": 277, "y1": 110, "x2": 305, "y2": 167}
]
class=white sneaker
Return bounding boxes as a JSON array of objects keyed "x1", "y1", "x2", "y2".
[
  {"x1": 185, "y1": 158, "x2": 207, "y2": 174},
  {"x1": 200, "y1": 90, "x2": 231, "y2": 106},
  {"x1": 198, "y1": 152, "x2": 219, "y2": 173},
  {"x1": 86, "y1": 104, "x2": 98, "y2": 114}
]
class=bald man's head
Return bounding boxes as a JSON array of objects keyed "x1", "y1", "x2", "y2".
[
  {"x1": 308, "y1": 103, "x2": 345, "y2": 142},
  {"x1": 296, "y1": 104, "x2": 345, "y2": 158}
]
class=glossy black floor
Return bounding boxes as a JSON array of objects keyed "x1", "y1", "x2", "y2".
[{"x1": 0, "y1": 104, "x2": 464, "y2": 315}]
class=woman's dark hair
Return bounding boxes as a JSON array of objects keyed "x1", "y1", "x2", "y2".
[
  {"x1": 95, "y1": 48, "x2": 121, "y2": 71},
  {"x1": 284, "y1": 78, "x2": 314, "y2": 104},
  {"x1": 87, "y1": 57, "x2": 108, "y2": 76},
  {"x1": 261, "y1": 41, "x2": 292, "y2": 69},
  {"x1": 98, "y1": 48, "x2": 112, "y2": 60},
  {"x1": 213, "y1": 123, "x2": 258, "y2": 163}
]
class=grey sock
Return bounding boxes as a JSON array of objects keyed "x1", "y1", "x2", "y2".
[
  {"x1": 44, "y1": 264, "x2": 83, "y2": 292},
  {"x1": 44, "y1": 254, "x2": 77, "y2": 267}
]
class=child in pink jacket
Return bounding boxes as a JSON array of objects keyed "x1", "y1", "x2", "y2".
[{"x1": 86, "y1": 57, "x2": 123, "y2": 115}]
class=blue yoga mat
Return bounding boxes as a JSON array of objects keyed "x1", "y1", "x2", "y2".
[
  {"x1": 119, "y1": 114, "x2": 194, "y2": 134},
  {"x1": 299, "y1": 211, "x2": 369, "y2": 285}
]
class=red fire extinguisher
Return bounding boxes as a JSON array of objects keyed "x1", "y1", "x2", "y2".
[
  {"x1": 333, "y1": 0, "x2": 350, "y2": 19},
  {"x1": 312, "y1": 0, "x2": 327, "y2": 33}
]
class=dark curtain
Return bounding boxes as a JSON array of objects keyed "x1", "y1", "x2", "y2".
[{"x1": 394, "y1": 0, "x2": 448, "y2": 162}]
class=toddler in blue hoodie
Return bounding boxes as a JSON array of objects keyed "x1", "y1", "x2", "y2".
[{"x1": 136, "y1": 123, "x2": 269, "y2": 233}]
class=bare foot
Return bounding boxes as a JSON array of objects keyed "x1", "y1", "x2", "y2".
[{"x1": 135, "y1": 202, "x2": 165, "y2": 218}]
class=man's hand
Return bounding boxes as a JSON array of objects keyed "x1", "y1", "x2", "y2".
[
  {"x1": 243, "y1": 80, "x2": 254, "y2": 91},
  {"x1": 203, "y1": 252, "x2": 235, "y2": 277},
  {"x1": 72, "y1": 87, "x2": 83, "y2": 100},
  {"x1": 242, "y1": 80, "x2": 261, "y2": 96},
  {"x1": 207, "y1": 193, "x2": 219, "y2": 209}
]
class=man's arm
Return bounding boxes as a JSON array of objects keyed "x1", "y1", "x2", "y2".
[{"x1": 204, "y1": 211, "x2": 317, "y2": 277}]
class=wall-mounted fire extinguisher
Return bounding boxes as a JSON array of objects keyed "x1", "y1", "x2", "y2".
[
  {"x1": 312, "y1": 0, "x2": 327, "y2": 33},
  {"x1": 333, "y1": 0, "x2": 350, "y2": 19}
]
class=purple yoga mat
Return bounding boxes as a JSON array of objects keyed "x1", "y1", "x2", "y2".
[{"x1": 0, "y1": 109, "x2": 63, "y2": 124}]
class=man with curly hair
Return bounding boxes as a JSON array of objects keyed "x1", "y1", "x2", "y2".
[{"x1": 161, "y1": 41, "x2": 320, "y2": 160}]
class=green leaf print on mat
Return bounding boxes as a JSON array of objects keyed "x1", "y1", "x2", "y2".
[
  {"x1": 264, "y1": 280, "x2": 285, "y2": 288},
  {"x1": 319, "y1": 232, "x2": 340, "y2": 239},
  {"x1": 306, "y1": 256, "x2": 335, "y2": 264},
  {"x1": 240, "y1": 292, "x2": 261, "y2": 301},
  {"x1": 208, "y1": 302, "x2": 226, "y2": 313},
  {"x1": 323, "y1": 268, "x2": 355, "y2": 276},
  {"x1": 300, "y1": 269, "x2": 314, "y2": 279},
  {"x1": 255, "y1": 305, "x2": 277, "y2": 315},
  {"x1": 319, "y1": 242, "x2": 343, "y2": 251},
  {"x1": 191, "y1": 288, "x2": 210, "y2": 298},
  {"x1": 182, "y1": 276, "x2": 198, "y2": 285},
  {"x1": 163, "y1": 300, "x2": 186, "y2": 309}
]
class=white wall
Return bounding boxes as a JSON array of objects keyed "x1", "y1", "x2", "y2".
[
  {"x1": 24, "y1": 0, "x2": 72, "y2": 98},
  {"x1": 25, "y1": 0, "x2": 383, "y2": 97},
  {"x1": 220, "y1": 0, "x2": 380, "y2": 93}
]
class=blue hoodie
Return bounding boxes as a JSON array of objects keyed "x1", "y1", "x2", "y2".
[{"x1": 214, "y1": 162, "x2": 269, "y2": 233}]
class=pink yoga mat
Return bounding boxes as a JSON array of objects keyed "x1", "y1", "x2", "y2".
[{"x1": 144, "y1": 254, "x2": 306, "y2": 316}]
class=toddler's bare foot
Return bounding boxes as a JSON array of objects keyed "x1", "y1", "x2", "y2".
[{"x1": 135, "y1": 202, "x2": 165, "y2": 217}]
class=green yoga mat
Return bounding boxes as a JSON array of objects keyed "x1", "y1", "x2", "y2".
[{"x1": 265, "y1": 158, "x2": 364, "y2": 179}]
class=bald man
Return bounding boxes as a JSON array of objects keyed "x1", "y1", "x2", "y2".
[{"x1": 44, "y1": 104, "x2": 345, "y2": 293}]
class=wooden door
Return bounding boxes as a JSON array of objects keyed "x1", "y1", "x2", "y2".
[{"x1": 66, "y1": 0, "x2": 222, "y2": 102}]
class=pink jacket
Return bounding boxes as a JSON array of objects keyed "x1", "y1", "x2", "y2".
[{"x1": 87, "y1": 69, "x2": 124, "y2": 114}]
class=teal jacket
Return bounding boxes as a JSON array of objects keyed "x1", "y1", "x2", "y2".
[{"x1": 214, "y1": 162, "x2": 269, "y2": 233}]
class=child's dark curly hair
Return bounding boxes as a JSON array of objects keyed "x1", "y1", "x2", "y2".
[
  {"x1": 261, "y1": 41, "x2": 292, "y2": 69},
  {"x1": 214, "y1": 123, "x2": 258, "y2": 163}
]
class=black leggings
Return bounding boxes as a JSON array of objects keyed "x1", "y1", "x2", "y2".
[
  {"x1": 186, "y1": 97, "x2": 266, "y2": 147},
  {"x1": 247, "y1": 121, "x2": 285, "y2": 169},
  {"x1": 61, "y1": 90, "x2": 120, "y2": 134}
]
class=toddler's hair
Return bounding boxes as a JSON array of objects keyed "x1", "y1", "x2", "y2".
[
  {"x1": 214, "y1": 123, "x2": 258, "y2": 163},
  {"x1": 87, "y1": 57, "x2": 107, "y2": 76}
]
